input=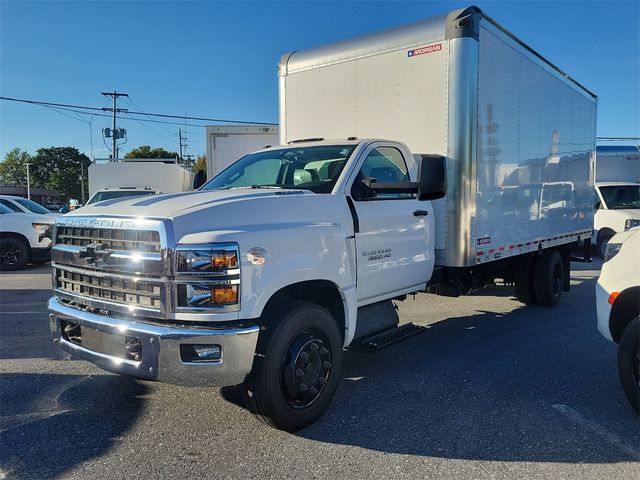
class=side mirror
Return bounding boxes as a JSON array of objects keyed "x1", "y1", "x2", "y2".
[
  {"x1": 594, "y1": 201, "x2": 601, "y2": 211},
  {"x1": 193, "y1": 170, "x2": 206, "y2": 190},
  {"x1": 417, "y1": 155, "x2": 446, "y2": 201}
]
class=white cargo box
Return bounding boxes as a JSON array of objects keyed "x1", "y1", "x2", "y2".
[
  {"x1": 88, "y1": 159, "x2": 194, "y2": 197},
  {"x1": 206, "y1": 125, "x2": 279, "y2": 178},
  {"x1": 279, "y1": 6, "x2": 597, "y2": 267},
  {"x1": 595, "y1": 145, "x2": 640, "y2": 183}
]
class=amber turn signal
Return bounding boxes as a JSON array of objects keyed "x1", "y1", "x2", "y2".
[{"x1": 211, "y1": 285, "x2": 238, "y2": 305}]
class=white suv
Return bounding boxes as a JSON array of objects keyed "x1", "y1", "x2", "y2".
[
  {"x1": 0, "y1": 203, "x2": 56, "y2": 270},
  {"x1": 596, "y1": 227, "x2": 640, "y2": 414}
]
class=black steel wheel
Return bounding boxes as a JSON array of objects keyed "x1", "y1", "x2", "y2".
[
  {"x1": 618, "y1": 316, "x2": 640, "y2": 415},
  {"x1": 242, "y1": 301, "x2": 342, "y2": 432},
  {"x1": 0, "y1": 237, "x2": 29, "y2": 271},
  {"x1": 281, "y1": 330, "x2": 332, "y2": 409}
]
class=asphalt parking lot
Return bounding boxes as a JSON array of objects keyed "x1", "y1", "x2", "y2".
[{"x1": 0, "y1": 261, "x2": 638, "y2": 479}]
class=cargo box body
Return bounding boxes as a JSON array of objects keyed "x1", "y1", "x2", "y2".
[
  {"x1": 279, "y1": 7, "x2": 597, "y2": 267},
  {"x1": 595, "y1": 145, "x2": 640, "y2": 183}
]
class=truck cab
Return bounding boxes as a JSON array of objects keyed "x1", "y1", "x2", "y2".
[{"x1": 594, "y1": 182, "x2": 640, "y2": 256}]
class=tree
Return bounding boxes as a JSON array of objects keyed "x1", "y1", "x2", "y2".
[
  {"x1": 125, "y1": 145, "x2": 179, "y2": 159},
  {"x1": 32, "y1": 147, "x2": 91, "y2": 201},
  {"x1": 192, "y1": 154, "x2": 207, "y2": 176},
  {"x1": 0, "y1": 148, "x2": 38, "y2": 186}
]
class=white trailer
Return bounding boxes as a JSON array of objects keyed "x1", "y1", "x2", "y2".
[
  {"x1": 206, "y1": 125, "x2": 279, "y2": 178},
  {"x1": 88, "y1": 158, "x2": 194, "y2": 199},
  {"x1": 595, "y1": 145, "x2": 640, "y2": 183}
]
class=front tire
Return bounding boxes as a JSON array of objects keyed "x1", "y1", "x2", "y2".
[
  {"x1": 618, "y1": 316, "x2": 640, "y2": 415},
  {"x1": 242, "y1": 301, "x2": 343, "y2": 432},
  {"x1": 0, "y1": 237, "x2": 29, "y2": 271},
  {"x1": 598, "y1": 231, "x2": 614, "y2": 258}
]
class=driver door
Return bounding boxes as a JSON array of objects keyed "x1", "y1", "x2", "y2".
[{"x1": 349, "y1": 143, "x2": 432, "y2": 305}]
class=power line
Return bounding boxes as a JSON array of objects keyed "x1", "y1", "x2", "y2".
[{"x1": 0, "y1": 95, "x2": 277, "y2": 125}]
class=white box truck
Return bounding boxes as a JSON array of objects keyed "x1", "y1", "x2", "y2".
[
  {"x1": 86, "y1": 158, "x2": 195, "y2": 205},
  {"x1": 206, "y1": 125, "x2": 279, "y2": 178},
  {"x1": 593, "y1": 145, "x2": 640, "y2": 256},
  {"x1": 48, "y1": 6, "x2": 596, "y2": 431}
]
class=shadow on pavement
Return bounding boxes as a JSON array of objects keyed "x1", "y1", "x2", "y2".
[
  {"x1": 0, "y1": 289, "x2": 59, "y2": 360},
  {"x1": 0, "y1": 373, "x2": 148, "y2": 479},
  {"x1": 224, "y1": 270, "x2": 639, "y2": 464}
]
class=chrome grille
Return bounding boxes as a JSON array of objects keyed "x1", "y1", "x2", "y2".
[
  {"x1": 55, "y1": 267, "x2": 163, "y2": 311},
  {"x1": 56, "y1": 227, "x2": 161, "y2": 253}
]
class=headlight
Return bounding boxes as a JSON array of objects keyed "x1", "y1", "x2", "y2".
[
  {"x1": 175, "y1": 244, "x2": 240, "y2": 311},
  {"x1": 603, "y1": 243, "x2": 622, "y2": 263},
  {"x1": 32, "y1": 223, "x2": 53, "y2": 242},
  {"x1": 624, "y1": 219, "x2": 640, "y2": 231},
  {"x1": 176, "y1": 282, "x2": 239, "y2": 308},
  {"x1": 176, "y1": 245, "x2": 239, "y2": 274}
]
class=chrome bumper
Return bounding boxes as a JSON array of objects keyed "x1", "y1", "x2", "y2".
[{"x1": 48, "y1": 297, "x2": 259, "y2": 387}]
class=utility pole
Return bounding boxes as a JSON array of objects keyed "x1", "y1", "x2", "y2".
[
  {"x1": 26, "y1": 163, "x2": 31, "y2": 199},
  {"x1": 179, "y1": 128, "x2": 188, "y2": 162},
  {"x1": 80, "y1": 161, "x2": 86, "y2": 204},
  {"x1": 101, "y1": 91, "x2": 128, "y2": 159}
]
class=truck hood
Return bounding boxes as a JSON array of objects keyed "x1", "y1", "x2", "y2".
[{"x1": 63, "y1": 188, "x2": 353, "y2": 243}]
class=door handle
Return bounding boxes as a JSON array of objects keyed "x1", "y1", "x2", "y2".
[{"x1": 413, "y1": 210, "x2": 429, "y2": 217}]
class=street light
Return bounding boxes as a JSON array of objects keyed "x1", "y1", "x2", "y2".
[{"x1": 26, "y1": 163, "x2": 31, "y2": 200}]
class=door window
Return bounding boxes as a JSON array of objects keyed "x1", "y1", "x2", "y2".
[{"x1": 351, "y1": 146, "x2": 413, "y2": 200}]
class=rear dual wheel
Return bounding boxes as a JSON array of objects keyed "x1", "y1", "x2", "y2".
[
  {"x1": 242, "y1": 301, "x2": 343, "y2": 432},
  {"x1": 514, "y1": 250, "x2": 564, "y2": 307}
]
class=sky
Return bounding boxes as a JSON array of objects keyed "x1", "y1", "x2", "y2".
[{"x1": 1, "y1": 0, "x2": 638, "y2": 161}]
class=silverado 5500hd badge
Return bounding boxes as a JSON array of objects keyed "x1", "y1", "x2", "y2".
[{"x1": 362, "y1": 248, "x2": 392, "y2": 261}]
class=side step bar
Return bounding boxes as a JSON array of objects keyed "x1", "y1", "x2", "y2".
[{"x1": 352, "y1": 323, "x2": 427, "y2": 352}]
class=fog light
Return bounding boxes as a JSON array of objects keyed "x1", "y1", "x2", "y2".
[{"x1": 181, "y1": 344, "x2": 222, "y2": 362}]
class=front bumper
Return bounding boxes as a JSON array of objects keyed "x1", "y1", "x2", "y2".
[{"x1": 48, "y1": 297, "x2": 259, "y2": 386}]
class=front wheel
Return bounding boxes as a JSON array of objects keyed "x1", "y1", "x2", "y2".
[
  {"x1": 598, "y1": 232, "x2": 614, "y2": 258},
  {"x1": 0, "y1": 238, "x2": 29, "y2": 271},
  {"x1": 618, "y1": 316, "x2": 640, "y2": 415},
  {"x1": 242, "y1": 301, "x2": 343, "y2": 432}
]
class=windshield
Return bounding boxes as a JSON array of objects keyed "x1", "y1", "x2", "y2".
[
  {"x1": 88, "y1": 190, "x2": 155, "y2": 204},
  {"x1": 200, "y1": 145, "x2": 355, "y2": 194},
  {"x1": 600, "y1": 185, "x2": 640, "y2": 209},
  {"x1": 15, "y1": 198, "x2": 51, "y2": 214}
]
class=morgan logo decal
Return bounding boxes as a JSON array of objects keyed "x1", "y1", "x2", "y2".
[{"x1": 407, "y1": 43, "x2": 442, "y2": 58}]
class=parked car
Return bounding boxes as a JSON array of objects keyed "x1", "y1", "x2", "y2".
[
  {"x1": 596, "y1": 227, "x2": 640, "y2": 414},
  {"x1": 0, "y1": 203, "x2": 56, "y2": 270},
  {"x1": 44, "y1": 201, "x2": 70, "y2": 213},
  {"x1": 0, "y1": 195, "x2": 60, "y2": 216}
]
